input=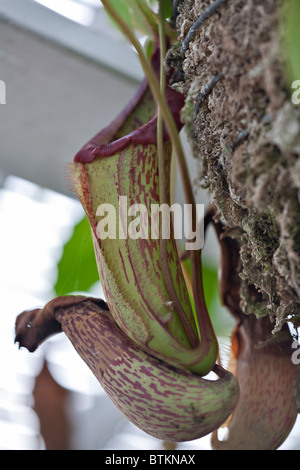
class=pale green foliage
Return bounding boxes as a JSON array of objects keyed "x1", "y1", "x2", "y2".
[
  {"x1": 103, "y1": 0, "x2": 172, "y2": 38},
  {"x1": 283, "y1": 0, "x2": 300, "y2": 84}
]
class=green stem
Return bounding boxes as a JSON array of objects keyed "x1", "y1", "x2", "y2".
[
  {"x1": 136, "y1": 0, "x2": 159, "y2": 38},
  {"x1": 157, "y1": 1, "x2": 198, "y2": 347},
  {"x1": 101, "y1": 0, "x2": 194, "y2": 210},
  {"x1": 157, "y1": 2, "x2": 166, "y2": 208}
]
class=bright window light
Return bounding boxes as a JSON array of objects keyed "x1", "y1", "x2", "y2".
[
  {"x1": 34, "y1": 0, "x2": 95, "y2": 26},
  {"x1": 79, "y1": 0, "x2": 102, "y2": 6}
]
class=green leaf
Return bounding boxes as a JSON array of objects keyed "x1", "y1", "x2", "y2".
[
  {"x1": 283, "y1": 0, "x2": 300, "y2": 84},
  {"x1": 158, "y1": 0, "x2": 173, "y2": 20},
  {"x1": 54, "y1": 216, "x2": 99, "y2": 295},
  {"x1": 103, "y1": 0, "x2": 158, "y2": 38},
  {"x1": 144, "y1": 37, "x2": 154, "y2": 59},
  {"x1": 202, "y1": 260, "x2": 219, "y2": 312},
  {"x1": 103, "y1": 0, "x2": 134, "y2": 32},
  {"x1": 182, "y1": 256, "x2": 218, "y2": 309},
  {"x1": 128, "y1": 0, "x2": 158, "y2": 37}
]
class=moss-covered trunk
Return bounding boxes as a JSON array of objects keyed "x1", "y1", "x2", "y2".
[{"x1": 169, "y1": 0, "x2": 300, "y2": 333}]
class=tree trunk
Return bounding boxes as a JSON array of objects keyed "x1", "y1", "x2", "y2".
[{"x1": 169, "y1": 0, "x2": 300, "y2": 334}]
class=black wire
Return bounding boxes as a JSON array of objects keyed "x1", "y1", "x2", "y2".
[{"x1": 180, "y1": 0, "x2": 228, "y2": 56}]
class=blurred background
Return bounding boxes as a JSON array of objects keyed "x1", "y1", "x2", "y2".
[{"x1": 0, "y1": 0, "x2": 299, "y2": 450}]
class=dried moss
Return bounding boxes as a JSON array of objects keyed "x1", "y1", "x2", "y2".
[{"x1": 169, "y1": 0, "x2": 300, "y2": 331}]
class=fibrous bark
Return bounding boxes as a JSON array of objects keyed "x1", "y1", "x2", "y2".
[{"x1": 168, "y1": 0, "x2": 300, "y2": 332}]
